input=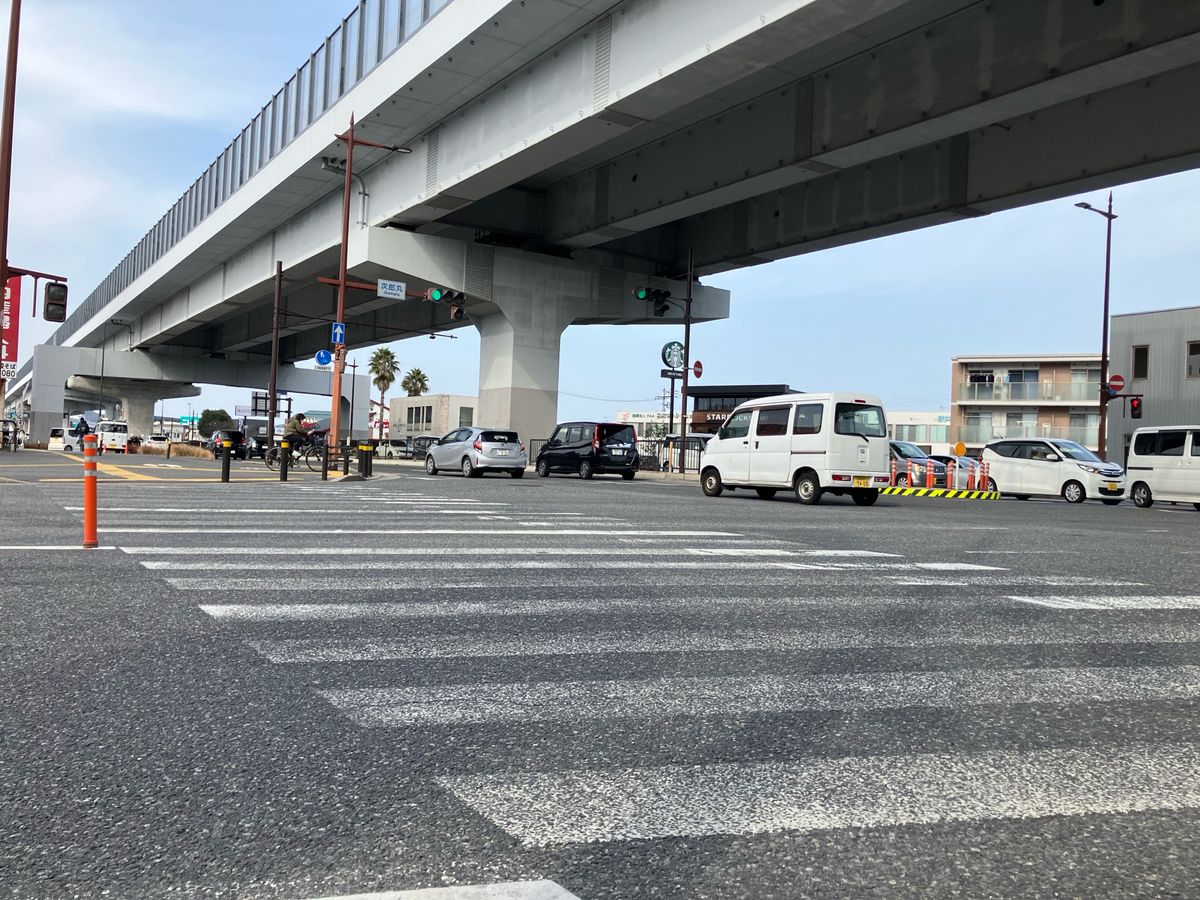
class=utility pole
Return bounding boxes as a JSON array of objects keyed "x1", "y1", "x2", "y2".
[
  {"x1": 267, "y1": 261, "x2": 282, "y2": 447},
  {"x1": 1074, "y1": 193, "x2": 1117, "y2": 460}
]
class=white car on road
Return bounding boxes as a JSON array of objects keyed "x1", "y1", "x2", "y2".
[{"x1": 981, "y1": 438, "x2": 1124, "y2": 504}]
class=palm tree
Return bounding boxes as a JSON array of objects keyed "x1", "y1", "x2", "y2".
[
  {"x1": 368, "y1": 348, "x2": 400, "y2": 439},
  {"x1": 401, "y1": 367, "x2": 430, "y2": 397}
]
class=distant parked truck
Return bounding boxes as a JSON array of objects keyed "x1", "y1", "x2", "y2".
[{"x1": 95, "y1": 421, "x2": 130, "y2": 453}]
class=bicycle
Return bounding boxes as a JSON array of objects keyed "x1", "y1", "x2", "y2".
[{"x1": 264, "y1": 431, "x2": 328, "y2": 473}]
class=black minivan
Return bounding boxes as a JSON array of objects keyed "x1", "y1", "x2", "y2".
[{"x1": 535, "y1": 422, "x2": 639, "y2": 480}]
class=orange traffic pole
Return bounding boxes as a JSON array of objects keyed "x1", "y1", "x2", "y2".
[
  {"x1": 82, "y1": 434, "x2": 98, "y2": 548},
  {"x1": 890, "y1": 458, "x2": 897, "y2": 486},
  {"x1": 925, "y1": 458, "x2": 935, "y2": 489},
  {"x1": 906, "y1": 459, "x2": 913, "y2": 486},
  {"x1": 966, "y1": 462, "x2": 976, "y2": 491}
]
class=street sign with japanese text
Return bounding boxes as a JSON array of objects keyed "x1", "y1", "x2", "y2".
[
  {"x1": 377, "y1": 279, "x2": 407, "y2": 300},
  {"x1": 1, "y1": 276, "x2": 20, "y2": 377}
]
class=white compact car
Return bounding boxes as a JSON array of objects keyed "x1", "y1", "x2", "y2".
[
  {"x1": 425, "y1": 427, "x2": 527, "y2": 478},
  {"x1": 981, "y1": 438, "x2": 1124, "y2": 504},
  {"x1": 1126, "y1": 426, "x2": 1200, "y2": 510},
  {"x1": 699, "y1": 392, "x2": 891, "y2": 505}
]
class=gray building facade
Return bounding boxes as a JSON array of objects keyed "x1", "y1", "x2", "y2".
[{"x1": 1107, "y1": 305, "x2": 1200, "y2": 463}]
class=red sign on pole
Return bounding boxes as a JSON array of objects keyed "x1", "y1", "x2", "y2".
[
  {"x1": 693, "y1": 360, "x2": 703, "y2": 379},
  {"x1": 1, "y1": 276, "x2": 20, "y2": 377},
  {"x1": 1108, "y1": 374, "x2": 1125, "y2": 393}
]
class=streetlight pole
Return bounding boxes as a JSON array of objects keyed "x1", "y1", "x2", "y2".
[
  {"x1": 1074, "y1": 193, "x2": 1117, "y2": 460},
  {"x1": 0, "y1": 0, "x2": 22, "y2": 409}
]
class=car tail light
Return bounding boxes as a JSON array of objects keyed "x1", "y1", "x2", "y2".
[
  {"x1": 519, "y1": 442, "x2": 525, "y2": 453},
  {"x1": 593, "y1": 425, "x2": 600, "y2": 451},
  {"x1": 874, "y1": 476, "x2": 889, "y2": 483},
  {"x1": 832, "y1": 473, "x2": 850, "y2": 482},
  {"x1": 473, "y1": 439, "x2": 482, "y2": 451}
]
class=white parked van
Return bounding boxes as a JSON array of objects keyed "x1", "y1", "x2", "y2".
[
  {"x1": 1126, "y1": 426, "x2": 1200, "y2": 510},
  {"x1": 699, "y1": 392, "x2": 891, "y2": 505},
  {"x1": 95, "y1": 420, "x2": 130, "y2": 453}
]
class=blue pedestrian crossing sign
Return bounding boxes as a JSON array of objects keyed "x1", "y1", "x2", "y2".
[
  {"x1": 315, "y1": 349, "x2": 333, "y2": 366},
  {"x1": 331, "y1": 322, "x2": 346, "y2": 345}
]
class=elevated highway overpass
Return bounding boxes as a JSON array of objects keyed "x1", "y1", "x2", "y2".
[{"x1": 8, "y1": 0, "x2": 1200, "y2": 442}]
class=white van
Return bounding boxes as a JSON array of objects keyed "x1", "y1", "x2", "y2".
[
  {"x1": 95, "y1": 420, "x2": 130, "y2": 453},
  {"x1": 1126, "y1": 426, "x2": 1200, "y2": 510},
  {"x1": 699, "y1": 392, "x2": 891, "y2": 505}
]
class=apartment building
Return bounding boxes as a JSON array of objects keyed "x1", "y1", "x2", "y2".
[
  {"x1": 389, "y1": 394, "x2": 478, "y2": 438},
  {"x1": 1107, "y1": 305, "x2": 1200, "y2": 462},
  {"x1": 950, "y1": 354, "x2": 1102, "y2": 453}
]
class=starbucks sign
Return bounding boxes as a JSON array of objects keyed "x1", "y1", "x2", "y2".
[{"x1": 661, "y1": 341, "x2": 685, "y2": 369}]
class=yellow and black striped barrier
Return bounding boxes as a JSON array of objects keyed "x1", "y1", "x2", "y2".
[{"x1": 880, "y1": 486, "x2": 1000, "y2": 500}]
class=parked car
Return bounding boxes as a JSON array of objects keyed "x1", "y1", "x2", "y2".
[
  {"x1": 1125, "y1": 425, "x2": 1200, "y2": 509},
  {"x1": 890, "y1": 441, "x2": 948, "y2": 488},
  {"x1": 425, "y1": 427, "x2": 527, "y2": 478},
  {"x1": 535, "y1": 422, "x2": 639, "y2": 480},
  {"x1": 411, "y1": 434, "x2": 441, "y2": 459},
  {"x1": 246, "y1": 435, "x2": 269, "y2": 459},
  {"x1": 658, "y1": 433, "x2": 712, "y2": 470},
  {"x1": 701, "y1": 393, "x2": 890, "y2": 505},
  {"x1": 206, "y1": 429, "x2": 249, "y2": 460},
  {"x1": 47, "y1": 427, "x2": 71, "y2": 452},
  {"x1": 376, "y1": 438, "x2": 410, "y2": 459},
  {"x1": 981, "y1": 438, "x2": 1124, "y2": 504},
  {"x1": 928, "y1": 453, "x2": 980, "y2": 488}
]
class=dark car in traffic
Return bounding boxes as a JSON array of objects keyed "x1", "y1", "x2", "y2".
[
  {"x1": 535, "y1": 422, "x2": 639, "y2": 480},
  {"x1": 889, "y1": 440, "x2": 947, "y2": 487},
  {"x1": 207, "y1": 429, "x2": 249, "y2": 460}
]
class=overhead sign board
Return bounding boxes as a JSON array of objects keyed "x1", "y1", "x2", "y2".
[
  {"x1": 234, "y1": 405, "x2": 252, "y2": 416},
  {"x1": 377, "y1": 279, "x2": 407, "y2": 300}
]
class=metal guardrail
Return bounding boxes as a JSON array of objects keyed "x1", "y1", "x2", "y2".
[{"x1": 18, "y1": 0, "x2": 460, "y2": 385}]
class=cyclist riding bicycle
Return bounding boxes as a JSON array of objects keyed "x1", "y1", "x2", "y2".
[{"x1": 282, "y1": 413, "x2": 311, "y2": 455}]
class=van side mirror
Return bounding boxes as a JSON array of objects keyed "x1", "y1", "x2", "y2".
[{"x1": 716, "y1": 428, "x2": 727, "y2": 440}]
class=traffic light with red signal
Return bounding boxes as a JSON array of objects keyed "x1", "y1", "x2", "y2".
[{"x1": 1130, "y1": 396, "x2": 1143, "y2": 419}]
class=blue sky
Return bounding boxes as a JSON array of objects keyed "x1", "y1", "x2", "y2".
[{"x1": 7, "y1": 1, "x2": 1199, "y2": 427}]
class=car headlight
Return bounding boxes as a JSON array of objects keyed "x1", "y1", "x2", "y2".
[{"x1": 1077, "y1": 464, "x2": 1102, "y2": 474}]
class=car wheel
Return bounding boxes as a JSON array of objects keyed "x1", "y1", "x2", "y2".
[
  {"x1": 755, "y1": 487, "x2": 777, "y2": 500},
  {"x1": 794, "y1": 472, "x2": 822, "y2": 505},
  {"x1": 852, "y1": 489, "x2": 879, "y2": 506},
  {"x1": 510, "y1": 469, "x2": 525, "y2": 479},
  {"x1": 1132, "y1": 483, "x2": 1152, "y2": 508},
  {"x1": 987, "y1": 478, "x2": 999, "y2": 493},
  {"x1": 579, "y1": 460, "x2": 594, "y2": 480},
  {"x1": 1062, "y1": 480, "x2": 1086, "y2": 504},
  {"x1": 701, "y1": 468, "x2": 723, "y2": 497},
  {"x1": 621, "y1": 471, "x2": 635, "y2": 481},
  {"x1": 536, "y1": 459, "x2": 550, "y2": 478},
  {"x1": 895, "y1": 474, "x2": 910, "y2": 488},
  {"x1": 462, "y1": 457, "x2": 479, "y2": 478},
  {"x1": 425, "y1": 455, "x2": 438, "y2": 476}
]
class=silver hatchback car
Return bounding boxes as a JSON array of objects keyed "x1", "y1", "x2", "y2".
[{"x1": 425, "y1": 427, "x2": 528, "y2": 478}]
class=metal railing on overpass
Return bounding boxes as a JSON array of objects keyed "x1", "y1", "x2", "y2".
[{"x1": 20, "y1": 0, "x2": 460, "y2": 384}]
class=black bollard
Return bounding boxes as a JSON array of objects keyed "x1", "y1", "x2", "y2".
[
  {"x1": 342, "y1": 439, "x2": 351, "y2": 476},
  {"x1": 220, "y1": 440, "x2": 232, "y2": 483},
  {"x1": 321, "y1": 442, "x2": 330, "y2": 481},
  {"x1": 280, "y1": 440, "x2": 289, "y2": 482}
]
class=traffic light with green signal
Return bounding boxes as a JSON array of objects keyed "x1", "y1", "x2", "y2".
[{"x1": 635, "y1": 287, "x2": 671, "y2": 317}]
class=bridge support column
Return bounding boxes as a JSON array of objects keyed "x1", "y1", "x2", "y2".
[{"x1": 475, "y1": 303, "x2": 571, "y2": 445}]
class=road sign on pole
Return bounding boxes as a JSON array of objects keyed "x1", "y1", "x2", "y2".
[
  {"x1": 660, "y1": 368, "x2": 682, "y2": 379},
  {"x1": 377, "y1": 279, "x2": 407, "y2": 300},
  {"x1": 693, "y1": 360, "x2": 703, "y2": 379},
  {"x1": 331, "y1": 322, "x2": 346, "y2": 345},
  {"x1": 315, "y1": 349, "x2": 333, "y2": 366},
  {"x1": 1108, "y1": 374, "x2": 1125, "y2": 393}
]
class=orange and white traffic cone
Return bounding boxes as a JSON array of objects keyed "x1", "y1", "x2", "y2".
[
  {"x1": 82, "y1": 435, "x2": 98, "y2": 548},
  {"x1": 890, "y1": 458, "x2": 897, "y2": 486}
]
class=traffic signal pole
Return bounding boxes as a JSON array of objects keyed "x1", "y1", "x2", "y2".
[
  {"x1": 677, "y1": 250, "x2": 694, "y2": 473},
  {"x1": 0, "y1": 0, "x2": 22, "y2": 408}
]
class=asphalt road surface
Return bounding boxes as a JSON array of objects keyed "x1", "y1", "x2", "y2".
[{"x1": 2, "y1": 449, "x2": 1199, "y2": 899}]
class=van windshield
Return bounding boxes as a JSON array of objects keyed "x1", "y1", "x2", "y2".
[
  {"x1": 599, "y1": 425, "x2": 636, "y2": 444},
  {"x1": 834, "y1": 403, "x2": 887, "y2": 438}
]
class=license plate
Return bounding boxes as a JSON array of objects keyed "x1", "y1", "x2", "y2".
[
  {"x1": 1106, "y1": 482, "x2": 1118, "y2": 491},
  {"x1": 494, "y1": 449, "x2": 509, "y2": 456},
  {"x1": 852, "y1": 476, "x2": 870, "y2": 488},
  {"x1": 610, "y1": 448, "x2": 625, "y2": 456}
]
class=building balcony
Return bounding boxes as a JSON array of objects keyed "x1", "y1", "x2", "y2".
[
  {"x1": 955, "y1": 424, "x2": 1099, "y2": 448},
  {"x1": 955, "y1": 382, "x2": 1100, "y2": 404}
]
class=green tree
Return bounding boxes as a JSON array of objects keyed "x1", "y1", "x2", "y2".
[
  {"x1": 368, "y1": 347, "x2": 401, "y2": 439},
  {"x1": 197, "y1": 408, "x2": 235, "y2": 439},
  {"x1": 401, "y1": 367, "x2": 430, "y2": 397}
]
